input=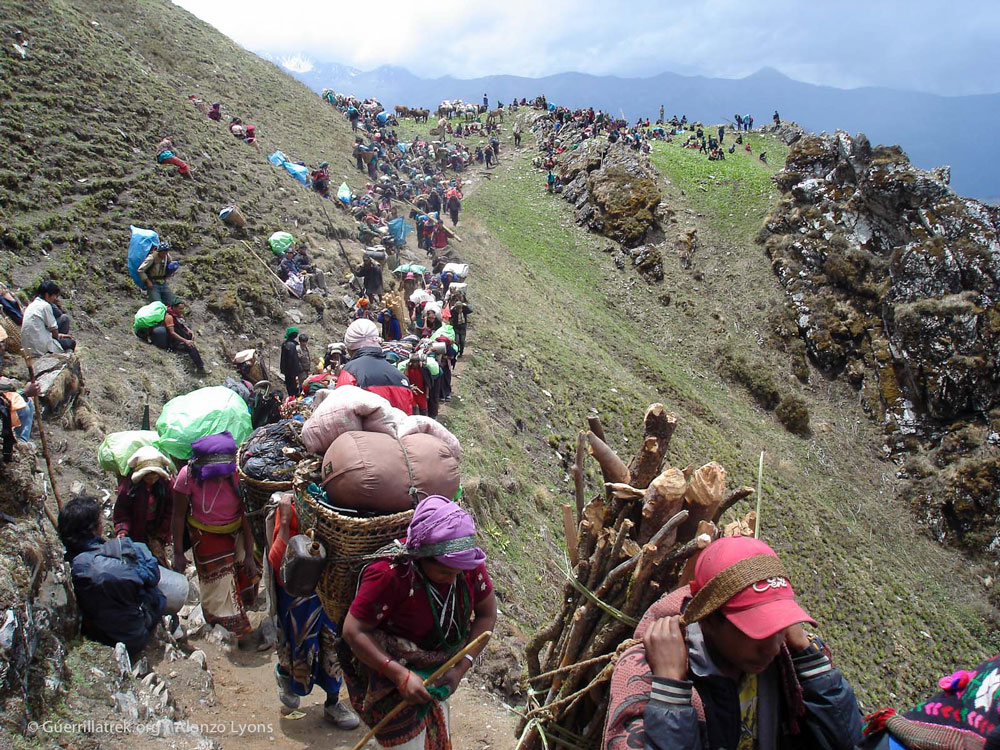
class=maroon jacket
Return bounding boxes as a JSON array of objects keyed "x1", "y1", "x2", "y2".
[{"x1": 335, "y1": 346, "x2": 415, "y2": 414}]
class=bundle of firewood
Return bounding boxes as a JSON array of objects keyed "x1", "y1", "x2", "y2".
[{"x1": 515, "y1": 404, "x2": 756, "y2": 750}]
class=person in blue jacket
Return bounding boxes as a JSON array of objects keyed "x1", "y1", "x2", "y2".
[{"x1": 58, "y1": 494, "x2": 166, "y2": 659}]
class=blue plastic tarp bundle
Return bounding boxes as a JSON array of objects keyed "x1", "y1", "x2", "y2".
[
  {"x1": 284, "y1": 161, "x2": 308, "y2": 185},
  {"x1": 388, "y1": 218, "x2": 413, "y2": 244},
  {"x1": 127, "y1": 225, "x2": 159, "y2": 288},
  {"x1": 376, "y1": 111, "x2": 388, "y2": 125},
  {"x1": 398, "y1": 142, "x2": 410, "y2": 153},
  {"x1": 268, "y1": 150, "x2": 309, "y2": 185}
]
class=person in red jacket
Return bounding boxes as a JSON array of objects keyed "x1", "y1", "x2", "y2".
[
  {"x1": 335, "y1": 319, "x2": 414, "y2": 413},
  {"x1": 268, "y1": 493, "x2": 359, "y2": 729}
]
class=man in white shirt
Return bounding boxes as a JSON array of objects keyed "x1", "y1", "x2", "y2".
[{"x1": 21, "y1": 281, "x2": 75, "y2": 357}]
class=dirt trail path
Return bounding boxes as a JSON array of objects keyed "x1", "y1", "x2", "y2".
[
  {"x1": 153, "y1": 148, "x2": 526, "y2": 750},
  {"x1": 175, "y1": 628, "x2": 516, "y2": 750}
]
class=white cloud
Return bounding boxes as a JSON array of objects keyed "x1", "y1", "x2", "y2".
[{"x1": 171, "y1": 0, "x2": 1000, "y2": 95}]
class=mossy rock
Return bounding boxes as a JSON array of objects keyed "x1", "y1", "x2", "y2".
[{"x1": 776, "y1": 396, "x2": 810, "y2": 436}]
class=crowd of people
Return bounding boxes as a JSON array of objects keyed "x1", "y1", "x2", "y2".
[{"x1": 7, "y1": 85, "x2": 997, "y2": 750}]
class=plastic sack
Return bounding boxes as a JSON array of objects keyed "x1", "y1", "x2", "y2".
[
  {"x1": 127, "y1": 226, "x2": 160, "y2": 288},
  {"x1": 268, "y1": 231, "x2": 295, "y2": 256},
  {"x1": 337, "y1": 182, "x2": 352, "y2": 204},
  {"x1": 388, "y1": 218, "x2": 412, "y2": 244},
  {"x1": 155, "y1": 386, "x2": 252, "y2": 460},
  {"x1": 285, "y1": 273, "x2": 304, "y2": 297},
  {"x1": 133, "y1": 301, "x2": 167, "y2": 333},
  {"x1": 394, "y1": 264, "x2": 427, "y2": 275},
  {"x1": 397, "y1": 415, "x2": 461, "y2": 459},
  {"x1": 284, "y1": 161, "x2": 309, "y2": 185},
  {"x1": 410, "y1": 289, "x2": 433, "y2": 305},
  {"x1": 98, "y1": 430, "x2": 161, "y2": 475},
  {"x1": 301, "y1": 384, "x2": 406, "y2": 454},
  {"x1": 443, "y1": 262, "x2": 470, "y2": 279}
]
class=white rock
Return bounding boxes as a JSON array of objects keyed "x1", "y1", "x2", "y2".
[
  {"x1": 189, "y1": 650, "x2": 208, "y2": 670},
  {"x1": 114, "y1": 642, "x2": 132, "y2": 677},
  {"x1": 208, "y1": 624, "x2": 236, "y2": 649}
]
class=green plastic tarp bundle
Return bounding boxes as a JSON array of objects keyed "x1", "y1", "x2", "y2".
[
  {"x1": 133, "y1": 301, "x2": 167, "y2": 333},
  {"x1": 98, "y1": 430, "x2": 161, "y2": 475},
  {"x1": 393, "y1": 263, "x2": 428, "y2": 275},
  {"x1": 268, "y1": 231, "x2": 295, "y2": 256},
  {"x1": 155, "y1": 386, "x2": 252, "y2": 459},
  {"x1": 337, "y1": 182, "x2": 352, "y2": 204}
]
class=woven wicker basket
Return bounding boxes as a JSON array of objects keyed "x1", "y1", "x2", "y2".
[
  {"x1": 292, "y1": 459, "x2": 413, "y2": 624},
  {"x1": 0, "y1": 315, "x2": 22, "y2": 355},
  {"x1": 237, "y1": 446, "x2": 293, "y2": 555}
]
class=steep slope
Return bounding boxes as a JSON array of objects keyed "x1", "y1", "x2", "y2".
[
  {"x1": 0, "y1": 0, "x2": 367, "y2": 479},
  {"x1": 441, "y1": 118, "x2": 998, "y2": 707},
  {"x1": 0, "y1": 0, "x2": 998, "y2": 743}
]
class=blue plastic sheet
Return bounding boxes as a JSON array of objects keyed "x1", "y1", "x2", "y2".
[
  {"x1": 268, "y1": 150, "x2": 309, "y2": 185},
  {"x1": 388, "y1": 218, "x2": 413, "y2": 244},
  {"x1": 127, "y1": 225, "x2": 160, "y2": 288}
]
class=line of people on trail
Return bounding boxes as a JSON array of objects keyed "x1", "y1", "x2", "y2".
[{"x1": 279, "y1": 257, "x2": 472, "y2": 423}]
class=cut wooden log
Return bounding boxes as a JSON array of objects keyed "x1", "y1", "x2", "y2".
[
  {"x1": 639, "y1": 467, "x2": 688, "y2": 544},
  {"x1": 571, "y1": 431, "x2": 587, "y2": 519},
  {"x1": 713, "y1": 486, "x2": 755, "y2": 524},
  {"x1": 586, "y1": 415, "x2": 606, "y2": 443},
  {"x1": 677, "y1": 521, "x2": 717, "y2": 586},
  {"x1": 678, "y1": 461, "x2": 726, "y2": 541},
  {"x1": 586, "y1": 431, "x2": 629, "y2": 486},
  {"x1": 562, "y1": 504, "x2": 579, "y2": 567},
  {"x1": 605, "y1": 482, "x2": 644, "y2": 501},
  {"x1": 626, "y1": 404, "x2": 678, "y2": 489}
]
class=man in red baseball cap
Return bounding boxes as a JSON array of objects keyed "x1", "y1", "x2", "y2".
[{"x1": 605, "y1": 536, "x2": 862, "y2": 750}]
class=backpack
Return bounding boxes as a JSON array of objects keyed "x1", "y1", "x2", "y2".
[{"x1": 133, "y1": 301, "x2": 167, "y2": 335}]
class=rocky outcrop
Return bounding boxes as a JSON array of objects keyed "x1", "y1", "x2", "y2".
[
  {"x1": 529, "y1": 114, "x2": 662, "y2": 261},
  {"x1": 0, "y1": 448, "x2": 77, "y2": 735},
  {"x1": 760, "y1": 130, "x2": 1000, "y2": 553}
]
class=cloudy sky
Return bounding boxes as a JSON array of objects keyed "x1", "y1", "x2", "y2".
[{"x1": 173, "y1": 0, "x2": 998, "y2": 96}]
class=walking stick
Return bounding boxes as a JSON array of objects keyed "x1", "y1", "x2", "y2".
[
  {"x1": 349, "y1": 630, "x2": 493, "y2": 750},
  {"x1": 239, "y1": 240, "x2": 301, "y2": 298},
  {"x1": 21, "y1": 351, "x2": 64, "y2": 511}
]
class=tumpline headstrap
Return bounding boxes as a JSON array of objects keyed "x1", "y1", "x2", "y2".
[{"x1": 680, "y1": 554, "x2": 789, "y2": 626}]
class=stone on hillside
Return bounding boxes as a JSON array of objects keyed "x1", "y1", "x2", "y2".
[{"x1": 189, "y1": 649, "x2": 208, "y2": 670}]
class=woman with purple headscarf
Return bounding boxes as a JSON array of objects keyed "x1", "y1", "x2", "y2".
[
  {"x1": 341, "y1": 495, "x2": 497, "y2": 749},
  {"x1": 171, "y1": 431, "x2": 258, "y2": 638}
]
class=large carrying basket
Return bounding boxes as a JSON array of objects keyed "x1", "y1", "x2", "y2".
[
  {"x1": 237, "y1": 445, "x2": 292, "y2": 556},
  {"x1": 292, "y1": 458, "x2": 413, "y2": 624},
  {"x1": 0, "y1": 315, "x2": 22, "y2": 355}
]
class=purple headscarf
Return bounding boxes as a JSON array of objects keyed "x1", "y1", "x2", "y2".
[
  {"x1": 189, "y1": 431, "x2": 237, "y2": 483},
  {"x1": 405, "y1": 495, "x2": 486, "y2": 570}
]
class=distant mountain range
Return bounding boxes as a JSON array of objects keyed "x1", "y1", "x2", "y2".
[{"x1": 259, "y1": 55, "x2": 999, "y2": 202}]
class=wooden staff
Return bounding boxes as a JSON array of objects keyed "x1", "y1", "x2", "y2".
[
  {"x1": 21, "y1": 351, "x2": 63, "y2": 510},
  {"x1": 349, "y1": 630, "x2": 493, "y2": 750},
  {"x1": 239, "y1": 240, "x2": 301, "y2": 298}
]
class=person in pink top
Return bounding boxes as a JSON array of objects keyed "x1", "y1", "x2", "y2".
[{"x1": 171, "y1": 431, "x2": 258, "y2": 638}]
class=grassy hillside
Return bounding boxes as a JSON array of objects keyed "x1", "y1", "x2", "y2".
[
  {"x1": 443, "y1": 122, "x2": 998, "y2": 705},
  {"x1": 0, "y1": 0, "x2": 375, "y2": 468},
  {"x1": 0, "y1": 0, "x2": 997, "y2": 738}
]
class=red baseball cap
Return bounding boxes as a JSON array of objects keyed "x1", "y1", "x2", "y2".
[{"x1": 690, "y1": 536, "x2": 816, "y2": 640}]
